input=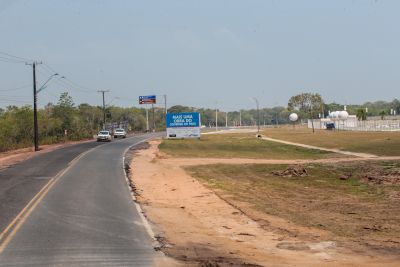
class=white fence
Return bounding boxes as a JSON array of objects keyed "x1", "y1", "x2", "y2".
[{"x1": 308, "y1": 119, "x2": 400, "y2": 132}]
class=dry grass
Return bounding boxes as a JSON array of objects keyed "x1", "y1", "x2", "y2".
[
  {"x1": 263, "y1": 126, "x2": 400, "y2": 156},
  {"x1": 159, "y1": 133, "x2": 338, "y2": 159},
  {"x1": 186, "y1": 161, "x2": 400, "y2": 251}
]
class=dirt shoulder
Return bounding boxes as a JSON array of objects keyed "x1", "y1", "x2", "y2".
[
  {"x1": 0, "y1": 139, "x2": 94, "y2": 169},
  {"x1": 130, "y1": 140, "x2": 400, "y2": 266}
]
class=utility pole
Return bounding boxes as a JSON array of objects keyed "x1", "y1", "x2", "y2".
[
  {"x1": 27, "y1": 61, "x2": 42, "y2": 151},
  {"x1": 98, "y1": 90, "x2": 109, "y2": 129},
  {"x1": 152, "y1": 103, "x2": 155, "y2": 131},
  {"x1": 27, "y1": 61, "x2": 58, "y2": 151},
  {"x1": 164, "y1": 94, "x2": 167, "y2": 114},
  {"x1": 164, "y1": 94, "x2": 167, "y2": 129},
  {"x1": 257, "y1": 101, "x2": 260, "y2": 132},
  {"x1": 216, "y1": 109, "x2": 218, "y2": 131},
  {"x1": 251, "y1": 98, "x2": 260, "y2": 133},
  {"x1": 225, "y1": 112, "x2": 228, "y2": 128},
  {"x1": 145, "y1": 106, "x2": 149, "y2": 132},
  {"x1": 239, "y1": 110, "x2": 242, "y2": 127},
  {"x1": 33, "y1": 62, "x2": 39, "y2": 151}
]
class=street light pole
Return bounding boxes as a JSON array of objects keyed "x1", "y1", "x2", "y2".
[
  {"x1": 215, "y1": 107, "x2": 218, "y2": 131},
  {"x1": 97, "y1": 90, "x2": 109, "y2": 129},
  {"x1": 251, "y1": 97, "x2": 260, "y2": 132}
]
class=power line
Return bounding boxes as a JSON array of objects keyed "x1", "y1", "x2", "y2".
[
  {"x1": 39, "y1": 63, "x2": 96, "y2": 94},
  {"x1": 0, "y1": 56, "x2": 26, "y2": 64},
  {"x1": 0, "y1": 98, "x2": 31, "y2": 104},
  {"x1": 0, "y1": 51, "x2": 32, "y2": 62},
  {"x1": 0, "y1": 84, "x2": 31, "y2": 92}
]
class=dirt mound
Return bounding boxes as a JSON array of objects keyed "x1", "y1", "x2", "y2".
[
  {"x1": 362, "y1": 169, "x2": 400, "y2": 185},
  {"x1": 272, "y1": 166, "x2": 308, "y2": 177}
]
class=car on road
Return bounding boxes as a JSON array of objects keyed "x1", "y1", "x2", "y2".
[
  {"x1": 113, "y1": 128, "x2": 127, "y2": 138},
  {"x1": 97, "y1": 130, "x2": 112, "y2": 142}
]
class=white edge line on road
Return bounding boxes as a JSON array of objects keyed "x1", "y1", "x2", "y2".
[{"x1": 122, "y1": 136, "x2": 158, "y2": 243}]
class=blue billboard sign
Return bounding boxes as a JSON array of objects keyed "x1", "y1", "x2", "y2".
[
  {"x1": 166, "y1": 112, "x2": 200, "y2": 128},
  {"x1": 139, "y1": 95, "x2": 156, "y2": 104}
]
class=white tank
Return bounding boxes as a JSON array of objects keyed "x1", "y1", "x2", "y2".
[
  {"x1": 338, "y1": 110, "x2": 349, "y2": 119},
  {"x1": 289, "y1": 113, "x2": 298, "y2": 122},
  {"x1": 329, "y1": 111, "x2": 339, "y2": 119}
]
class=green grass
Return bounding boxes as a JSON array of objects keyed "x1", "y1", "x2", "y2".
[
  {"x1": 185, "y1": 162, "x2": 400, "y2": 240},
  {"x1": 263, "y1": 127, "x2": 400, "y2": 156},
  {"x1": 159, "y1": 133, "x2": 338, "y2": 159}
]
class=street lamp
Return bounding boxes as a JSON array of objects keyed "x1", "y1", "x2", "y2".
[
  {"x1": 37, "y1": 73, "x2": 59, "y2": 93},
  {"x1": 250, "y1": 97, "x2": 260, "y2": 132},
  {"x1": 33, "y1": 73, "x2": 59, "y2": 151}
]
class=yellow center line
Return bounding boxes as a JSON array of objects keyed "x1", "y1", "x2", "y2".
[
  {"x1": 0, "y1": 177, "x2": 55, "y2": 242},
  {"x1": 0, "y1": 177, "x2": 58, "y2": 254},
  {"x1": 0, "y1": 145, "x2": 100, "y2": 254}
]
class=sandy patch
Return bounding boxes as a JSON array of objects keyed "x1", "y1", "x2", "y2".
[{"x1": 130, "y1": 140, "x2": 400, "y2": 266}]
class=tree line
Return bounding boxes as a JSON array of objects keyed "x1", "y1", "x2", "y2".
[{"x1": 0, "y1": 91, "x2": 399, "y2": 152}]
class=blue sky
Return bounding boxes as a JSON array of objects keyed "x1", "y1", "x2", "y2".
[{"x1": 0, "y1": 0, "x2": 399, "y2": 110}]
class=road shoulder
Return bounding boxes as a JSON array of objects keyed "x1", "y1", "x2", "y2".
[{"x1": 129, "y1": 140, "x2": 400, "y2": 266}]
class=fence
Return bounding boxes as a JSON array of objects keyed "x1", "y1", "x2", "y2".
[{"x1": 308, "y1": 119, "x2": 400, "y2": 132}]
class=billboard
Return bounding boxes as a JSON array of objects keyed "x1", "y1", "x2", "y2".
[
  {"x1": 166, "y1": 112, "x2": 201, "y2": 139},
  {"x1": 139, "y1": 95, "x2": 156, "y2": 104}
]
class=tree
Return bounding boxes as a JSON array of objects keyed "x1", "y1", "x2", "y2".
[
  {"x1": 356, "y1": 109, "x2": 367, "y2": 121},
  {"x1": 391, "y1": 99, "x2": 400, "y2": 115},
  {"x1": 53, "y1": 92, "x2": 76, "y2": 137},
  {"x1": 288, "y1": 93, "x2": 324, "y2": 133},
  {"x1": 379, "y1": 110, "x2": 386, "y2": 120}
]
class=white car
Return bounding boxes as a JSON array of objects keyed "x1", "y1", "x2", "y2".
[
  {"x1": 97, "y1": 130, "x2": 112, "y2": 142},
  {"x1": 113, "y1": 128, "x2": 127, "y2": 138}
]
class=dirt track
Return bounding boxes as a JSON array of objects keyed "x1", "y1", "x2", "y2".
[{"x1": 129, "y1": 140, "x2": 400, "y2": 266}]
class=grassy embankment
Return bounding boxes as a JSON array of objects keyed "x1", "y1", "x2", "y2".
[
  {"x1": 160, "y1": 132, "x2": 400, "y2": 248},
  {"x1": 263, "y1": 126, "x2": 400, "y2": 156},
  {"x1": 159, "y1": 133, "x2": 338, "y2": 159}
]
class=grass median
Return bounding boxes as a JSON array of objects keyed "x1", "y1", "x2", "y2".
[
  {"x1": 159, "y1": 133, "x2": 338, "y2": 159},
  {"x1": 263, "y1": 127, "x2": 400, "y2": 156}
]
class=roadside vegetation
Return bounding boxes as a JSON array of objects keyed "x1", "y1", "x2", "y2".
[
  {"x1": 263, "y1": 126, "x2": 400, "y2": 156},
  {"x1": 1, "y1": 90, "x2": 399, "y2": 153},
  {"x1": 186, "y1": 161, "x2": 400, "y2": 248},
  {"x1": 0, "y1": 92, "x2": 152, "y2": 152},
  {"x1": 159, "y1": 133, "x2": 338, "y2": 159}
]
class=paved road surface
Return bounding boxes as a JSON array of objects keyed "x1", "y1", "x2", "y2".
[
  {"x1": 0, "y1": 133, "x2": 163, "y2": 266},
  {"x1": 0, "y1": 141, "x2": 104, "y2": 233}
]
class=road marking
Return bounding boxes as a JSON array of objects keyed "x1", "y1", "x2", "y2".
[
  {"x1": 0, "y1": 135, "x2": 157, "y2": 254},
  {"x1": 122, "y1": 136, "x2": 158, "y2": 242},
  {"x1": 0, "y1": 144, "x2": 100, "y2": 254}
]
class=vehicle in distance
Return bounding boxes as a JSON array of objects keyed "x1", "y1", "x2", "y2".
[
  {"x1": 97, "y1": 130, "x2": 112, "y2": 142},
  {"x1": 113, "y1": 128, "x2": 127, "y2": 138}
]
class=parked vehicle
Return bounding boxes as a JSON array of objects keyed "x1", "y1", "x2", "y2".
[
  {"x1": 326, "y1": 122, "x2": 335, "y2": 130},
  {"x1": 113, "y1": 128, "x2": 127, "y2": 138},
  {"x1": 97, "y1": 130, "x2": 112, "y2": 142}
]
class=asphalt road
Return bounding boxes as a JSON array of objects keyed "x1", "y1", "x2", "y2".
[
  {"x1": 0, "y1": 133, "x2": 163, "y2": 266},
  {"x1": 0, "y1": 141, "x2": 104, "y2": 234}
]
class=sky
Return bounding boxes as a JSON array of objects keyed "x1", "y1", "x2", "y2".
[{"x1": 0, "y1": 0, "x2": 399, "y2": 111}]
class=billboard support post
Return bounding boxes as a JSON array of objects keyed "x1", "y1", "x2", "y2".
[
  {"x1": 145, "y1": 106, "x2": 149, "y2": 132},
  {"x1": 152, "y1": 103, "x2": 155, "y2": 131},
  {"x1": 139, "y1": 95, "x2": 156, "y2": 132}
]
